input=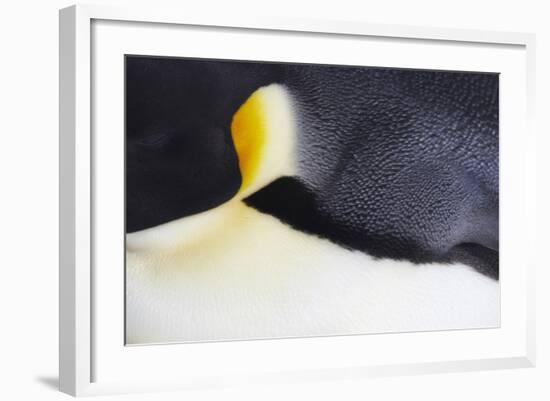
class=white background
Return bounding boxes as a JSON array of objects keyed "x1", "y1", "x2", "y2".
[{"x1": 0, "y1": 0, "x2": 548, "y2": 400}]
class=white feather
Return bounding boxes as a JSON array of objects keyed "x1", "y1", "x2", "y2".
[{"x1": 126, "y1": 202, "x2": 499, "y2": 344}]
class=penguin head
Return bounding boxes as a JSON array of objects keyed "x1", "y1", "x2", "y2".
[{"x1": 126, "y1": 57, "x2": 294, "y2": 233}]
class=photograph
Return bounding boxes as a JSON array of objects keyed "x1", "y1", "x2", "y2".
[
  {"x1": 124, "y1": 55, "x2": 499, "y2": 345},
  {"x1": 0, "y1": 0, "x2": 544, "y2": 398}
]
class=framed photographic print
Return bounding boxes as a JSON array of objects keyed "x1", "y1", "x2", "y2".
[{"x1": 59, "y1": 4, "x2": 536, "y2": 396}]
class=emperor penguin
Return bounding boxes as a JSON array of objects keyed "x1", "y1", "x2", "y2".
[{"x1": 125, "y1": 56, "x2": 499, "y2": 344}]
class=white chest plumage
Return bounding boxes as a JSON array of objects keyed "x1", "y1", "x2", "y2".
[{"x1": 126, "y1": 202, "x2": 499, "y2": 345}]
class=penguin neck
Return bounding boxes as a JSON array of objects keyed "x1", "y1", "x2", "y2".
[
  {"x1": 231, "y1": 84, "x2": 298, "y2": 200},
  {"x1": 126, "y1": 200, "x2": 244, "y2": 253}
]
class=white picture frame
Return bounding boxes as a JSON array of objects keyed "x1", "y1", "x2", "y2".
[{"x1": 59, "y1": 3, "x2": 536, "y2": 397}]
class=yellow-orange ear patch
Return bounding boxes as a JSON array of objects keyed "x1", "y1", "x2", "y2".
[
  {"x1": 230, "y1": 84, "x2": 296, "y2": 199},
  {"x1": 231, "y1": 89, "x2": 266, "y2": 193}
]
